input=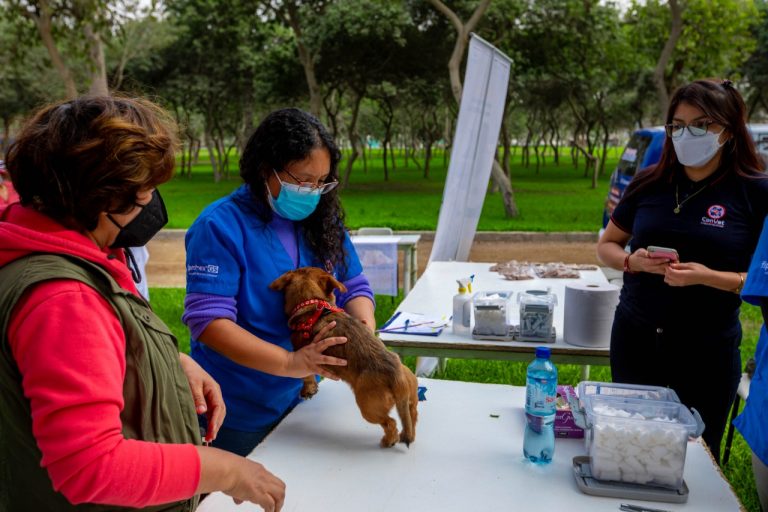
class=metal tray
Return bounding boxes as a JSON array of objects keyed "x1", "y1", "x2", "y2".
[{"x1": 572, "y1": 456, "x2": 689, "y2": 504}]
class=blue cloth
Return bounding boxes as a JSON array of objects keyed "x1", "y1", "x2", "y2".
[
  {"x1": 736, "y1": 214, "x2": 768, "y2": 466},
  {"x1": 185, "y1": 184, "x2": 366, "y2": 432}
]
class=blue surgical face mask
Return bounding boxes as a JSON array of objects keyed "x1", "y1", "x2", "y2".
[{"x1": 267, "y1": 170, "x2": 322, "y2": 220}]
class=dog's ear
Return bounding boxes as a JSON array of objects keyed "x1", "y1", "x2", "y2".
[
  {"x1": 269, "y1": 272, "x2": 294, "y2": 291},
  {"x1": 322, "y1": 273, "x2": 347, "y2": 296}
]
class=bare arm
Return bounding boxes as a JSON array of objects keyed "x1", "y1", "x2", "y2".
[
  {"x1": 665, "y1": 263, "x2": 745, "y2": 293},
  {"x1": 343, "y1": 296, "x2": 376, "y2": 333},
  {"x1": 198, "y1": 319, "x2": 347, "y2": 380},
  {"x1": 597, "y1": 220, "x2": 671, "y2": 276},
  {"x1": 598, "y1": 220, "x2": 745, "y2": 292},
  {"x1": 196, "y1": 446, "x2": 285, "y2": 511}
]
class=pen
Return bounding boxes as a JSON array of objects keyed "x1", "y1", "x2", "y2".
[
  {"x1": 377, "y1": 320, "x2": 444, "y2": 333},
  {"x1": 619, "y1": 504, "x2": 672, "y2": 512}
]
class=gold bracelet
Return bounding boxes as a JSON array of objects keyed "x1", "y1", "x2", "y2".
[{"x1": 734, "y1": 272, "x2": 745, "y2": 294}]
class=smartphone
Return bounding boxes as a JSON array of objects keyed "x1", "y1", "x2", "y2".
[{"x1": 647, "y1": 245, "x2": 679, "y2": 261}]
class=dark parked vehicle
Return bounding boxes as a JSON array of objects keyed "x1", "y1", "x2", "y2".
[{"x1": 601, "y1": 127, "x2": 665, "y2": 228}]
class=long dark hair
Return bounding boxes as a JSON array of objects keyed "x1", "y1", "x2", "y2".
[
  {"x1": 239, "y1": 108, "x2": 347, "y2": 271},
  {"x1": 624, "y1": 78, "x2": 764, "y2": 201}
]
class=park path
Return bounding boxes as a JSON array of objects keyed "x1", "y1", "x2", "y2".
[{"x1": 145, "y1": 230, "x2": 605, "y2": 288}]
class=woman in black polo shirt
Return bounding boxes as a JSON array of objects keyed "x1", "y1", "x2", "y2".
[{"x1": 597, "y1": 78, "x2": 768, "y2": 464}]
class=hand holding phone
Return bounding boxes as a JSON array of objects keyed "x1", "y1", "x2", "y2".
[{"x1": 647, "y1": 245, "x2": 679, "y2": 261}]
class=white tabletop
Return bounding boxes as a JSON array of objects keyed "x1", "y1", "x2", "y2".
[
  {"x1": 351, "y1": 234, "x2": 421, "y2": 246},
  {"x1": 379, "y1": 261, "x2": 611, "y2": 360},
  {"x1": 197, "y1": 378, "x2": 741, "y2": 511}
]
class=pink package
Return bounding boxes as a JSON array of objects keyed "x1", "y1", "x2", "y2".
[{"x1": 555, "y1": 385, "x2": 584, "y2": 438}]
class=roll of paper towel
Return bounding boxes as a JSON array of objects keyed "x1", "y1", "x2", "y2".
[{"x1": 563, "y1": 282, "x2": 620, "y2": 348}]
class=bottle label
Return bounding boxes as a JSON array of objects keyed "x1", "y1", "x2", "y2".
[
  {"x1": 525, "y1": 412, "x2": 554, "y2": 434},
  {"x1": 526, "y1": 376, "x2": 557, "y2": 414}
]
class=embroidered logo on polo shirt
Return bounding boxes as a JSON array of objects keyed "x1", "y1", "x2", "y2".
[
  {"x1": 761, "y1": 261, "x2": 768, "y2": 274},
  {"x1": 701, "y1": 204, "x2": 726, "y2": 228},
  {"x1": 187, "y1": 263, "x2": 220, "y2": 276}
]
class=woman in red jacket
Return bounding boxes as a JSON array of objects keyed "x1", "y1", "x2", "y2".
[{"x1": 0, "y1": 96, "x2": 338, "y2": 511}]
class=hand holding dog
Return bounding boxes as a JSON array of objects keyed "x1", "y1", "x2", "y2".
[{"x1": 286, "y1": 320, "x2": 348, "y2": 381}]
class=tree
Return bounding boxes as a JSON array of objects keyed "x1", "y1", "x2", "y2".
[
  {"x1": 306, "y1": 0, "x2": 412, "y2": 186},
  {"x1": 427, "y1": 0, "x2": 519, "y2": 216},
  {"x1": 652, "y1": 0, "x2": 682, "y2": 116}
]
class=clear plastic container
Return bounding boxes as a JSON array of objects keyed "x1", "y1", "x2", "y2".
[
  {"x1": 518, "y1": 289, "x2": 557, "y2": 341},
  {"x1": 473, "y1": 291, "x2": 513, "y2": 336},
  {"x1": 578, "y1": 381, "x2": 680, "y2": 405},
  {"x1": 583, "y1": 395, "x2": 699, "y2": 490}
]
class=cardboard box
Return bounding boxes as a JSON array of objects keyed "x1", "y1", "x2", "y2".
[{"x1": 555, "y1": 385, "x2": 584, "y2": 438}]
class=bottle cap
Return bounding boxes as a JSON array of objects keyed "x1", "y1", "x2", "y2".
[{"x1": 535, "y1": 346, "x2": 551, "y2": 359}]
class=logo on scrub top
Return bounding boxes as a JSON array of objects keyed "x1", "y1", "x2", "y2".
[
  {"x1": 187, "y1": 263, "x2": 220, "y2": 276},
  {"x1": 701, "y1": 204, "x2": 726, "y2": 228}
]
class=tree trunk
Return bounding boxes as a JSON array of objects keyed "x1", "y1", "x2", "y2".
[
  {"x1": 382, "y1": 137, "x2": 389, "y2": 181},
  {"x1": 204, "y1": 130, "x2": 221, "y2": 183},
  {"x1": 491, "y1": 160, "x2": 518, "y2": 217},
  {"x1": 27, "y1": 0, "x2": 77, "y2": 99},
  {"x1": 342, "y1": 92, "x2": 364, "y2": 187},
  {"x1": 424, "y1": 141, "x2": 435, "y2": 179},
  {"x1": 83, "y1": 22, "x2": 109, "y2": 96},
  {"x1": 501, "y1": 120, "x2": 511, "y2": 176},
  {"x1": 428, "y1": 0, "x2": 491, "y2": 104},
  {"x1": 286, "y1": 2, "x2": 322, "y2": 118},
  {"x1": 652, "y1": 0, "x2": 683, "y2": 119}
]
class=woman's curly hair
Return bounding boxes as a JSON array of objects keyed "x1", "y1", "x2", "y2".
[
  {"x1": 6, "y1": 96, "x2": 178, "y2": 231},
  {"x1": 240, "y1": 108, "x2": 347, "y2": 272}
]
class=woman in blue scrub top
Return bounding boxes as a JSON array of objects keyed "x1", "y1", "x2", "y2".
[
  {"x1": 183, "y1": 108, "x2": 376, "y2": 456},
  {"x1": 597, "y1": 79, "x2": 768, "y2": 464},
  {"x1": 738, "y1": 222, "x2": 768, "y2": 511}
]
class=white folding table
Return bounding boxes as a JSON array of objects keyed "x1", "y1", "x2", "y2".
[
  {"x1": 197, "y1": 378, "x2": 742, "y2": 511},
  {"x1": 379, "y1": 261, "x2": 612, "y2": 372}
]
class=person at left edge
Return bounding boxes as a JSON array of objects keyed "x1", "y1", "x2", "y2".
[
  {"x1": 183, "y1": 108, "x2": 375, "y2": 456},
  {"x1": 736, "y1": 219, "x2": 768, "y2": 512}
]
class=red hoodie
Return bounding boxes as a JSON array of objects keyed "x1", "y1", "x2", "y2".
[{"x1": 0, "y1": 204, "x2": 200, "y2": 507}]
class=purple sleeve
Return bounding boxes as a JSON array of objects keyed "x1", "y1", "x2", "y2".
[
  {"x1": 182, "y1": 292, "x2": 238, "y2": 340},
  {"x1": 336, "y1": 273, "x2": 375, "y2": 309}
]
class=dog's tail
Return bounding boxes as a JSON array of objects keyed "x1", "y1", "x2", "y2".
[{"x1": 394, "y1": 364, "x2": 418, "y2": 447}]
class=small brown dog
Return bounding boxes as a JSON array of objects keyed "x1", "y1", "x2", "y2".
[{"x1": 270, "y1": 267, "x2": 418, "y2": 448}]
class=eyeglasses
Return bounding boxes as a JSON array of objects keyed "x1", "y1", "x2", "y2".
[
  {"x1": 275, "y1": 168, "x2": 338, "y2": 195},
  {"x1": 664, "y1": 120, "x2": 715, "y2": 139}
]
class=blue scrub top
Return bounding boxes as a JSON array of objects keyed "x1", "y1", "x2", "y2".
[
  {"x1": 736, "y1": 214, "x2": 768, "y2": 466},
  {"x1": 185, "y1": 185, "x2": 363, "y2": 431}
]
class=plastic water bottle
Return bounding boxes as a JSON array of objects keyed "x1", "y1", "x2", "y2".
[
  {"x1": 452, "y1": 278, "x2": 472, "y2": 335},
  {"x1": 523, "y1": 346, "x2": 558, "y2": 464}
]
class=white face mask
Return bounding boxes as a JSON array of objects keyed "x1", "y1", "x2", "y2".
[{"x1": 672, "y1": 129, "x2": 725, "y2": 167}]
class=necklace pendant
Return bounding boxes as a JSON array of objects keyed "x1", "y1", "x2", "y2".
[{"x1": 674, "y1": 206, "x2": 681, "y2": 214}]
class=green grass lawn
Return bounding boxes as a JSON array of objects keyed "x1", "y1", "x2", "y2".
[
  {"x1": 150, "y1": 286, "x2": 763, "y2": 510},
  {"x1": 160, "y1": 147, "x2": 615, "y2": 231}
]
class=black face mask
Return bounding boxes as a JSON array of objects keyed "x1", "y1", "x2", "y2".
[{"x1": 108, "y1": 190, "x2": 168, "y2": 249}]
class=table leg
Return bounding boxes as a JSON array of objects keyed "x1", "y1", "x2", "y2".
[
  {"x1": 403, "y1": 247, "x2": 413, "y2": 295},
  {"x1": 581, "y1": 365, "x2": 590, "y2": 380}
]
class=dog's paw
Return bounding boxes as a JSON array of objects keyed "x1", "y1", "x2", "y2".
[
  {"x1": 300, "y1": 381, "x2": 319, "y2": 399},
  {"x1": 399, "y1": 431, "x2": 415, "y2": 447},
  {"x1": 380, "y1": 433, "x2": 399, "y2": 448}
]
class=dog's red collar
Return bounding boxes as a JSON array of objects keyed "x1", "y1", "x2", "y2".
[{"x1": 288, "y1": 299, "x2": 344, "y2": 340}]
